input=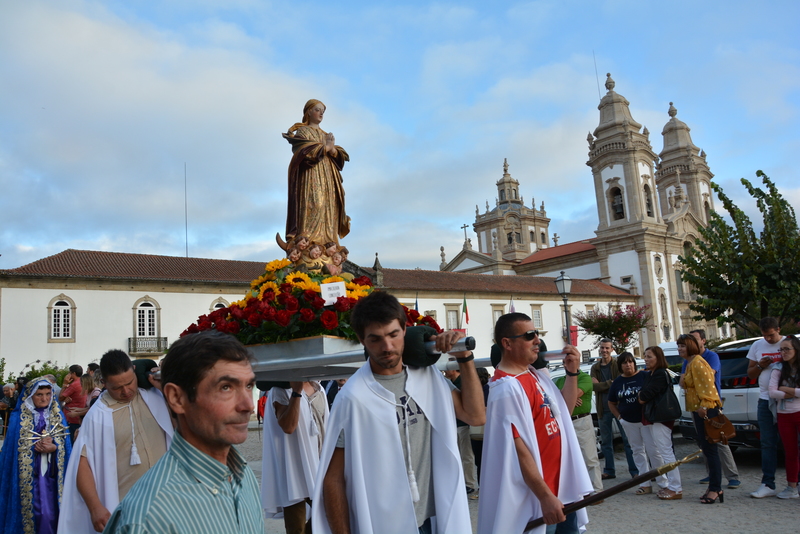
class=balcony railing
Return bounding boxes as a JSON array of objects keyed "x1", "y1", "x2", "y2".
[{"x1": 128, "y1": 337, "x2": 168, "y2": 355}]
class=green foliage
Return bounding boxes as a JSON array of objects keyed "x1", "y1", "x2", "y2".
[
  {"x1": 680, "y1": 171, "x2": 800, "y2": 335},
  {"x1": 17, "y1": 360, "x2": 71, "y2": 386},
  {"x1": 0, "y1": 357, "x2": 6, "y2": 385},
  {"x1": 573, "y1": 302, "x2": 654, "y2": 354}
]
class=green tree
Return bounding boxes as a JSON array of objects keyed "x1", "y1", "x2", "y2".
[
  {"x1": 17, "y1": 360, "x2": 70, "y2": 386},
  {"x1": 0, "y1": 357, "x2": 6, "y2": 386},
  {"x1": 573, "y1": 302, "x2": 653, "y2": 354},
  {"x1": 680, "y1": 171, "x2": 800, "y2": 335}
]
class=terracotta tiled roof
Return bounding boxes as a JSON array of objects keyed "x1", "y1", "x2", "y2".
[
  {"x1": 2, "y1": 249, "x2": 264, "y2": 284},
  {"x1": 373, "y1": 268, "x2": 630, "y2": 298},
  {"x1": 518, "y1": 240, "x2": 597, "y2": 265},
  {"x1": 2, "y1": 249, "x2": 630, "y2": 298}
]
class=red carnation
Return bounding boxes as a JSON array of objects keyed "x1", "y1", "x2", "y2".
[
  {"x1": 275, "y1": 310, "x2": 292, "y2": 327},
  {"x1": 320, "y1": 310, "x2": 338, "y2": 330},
  {"x1": 280, "y1": 283, "x2": 293, "y2": 294},
  {"x1": 198, "y1": 318, "x2": 213, "y2": 331},
  {"x1": 261, "y1": 304, "x2": 276, "y2": 321},
  {"x1": 247, "y1": 313, "x2": 262, "y2": 327},
  {"x1": 230, "y1": 306, "x2": 246, "y2": 320},
  {"x1": 352, "y1": 276, "x2": 373, "y2": 287},
  {"x1": 208, "y1": 309, "x2": 227, "y2": 323},
  {"x1": 312, "y1": 296, "x2": 326, "y2": 310},
  {"x1": 303, "y1": 290, "x2": 318, "y2": 302},
  {"x1": 261, "y1": 289, "x2": 276, "y2": 303},
  {"x1": 226, "y1": 321, "x2": 241, "y2": 334},
  {"x1": 183, "y1": 324, "x2": 199, "y2": 336},
  {"x1": 299, "y1": 308, "x2": 316, "y2": 323}
]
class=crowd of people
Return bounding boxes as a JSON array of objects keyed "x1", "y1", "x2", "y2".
[{"x1": 0, "y1": 305, "x2": 798, "y2": 533}]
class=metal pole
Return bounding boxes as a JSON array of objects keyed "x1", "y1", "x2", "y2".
[{"x1": 563, "y1": 295, "x2": 570, "y2": 341}]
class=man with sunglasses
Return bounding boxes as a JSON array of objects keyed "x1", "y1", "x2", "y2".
[{"x1": 478, "y1": 313, "x2": 593, "y2": 534}]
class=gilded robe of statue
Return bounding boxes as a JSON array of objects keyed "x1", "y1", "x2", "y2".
[{"x1": 283, "y1": 125, "x2": 350, "y2": 247}]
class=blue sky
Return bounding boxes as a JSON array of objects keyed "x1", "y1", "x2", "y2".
[{"x1": 1, "y1": 0, "x2": 798, "y2": 271}]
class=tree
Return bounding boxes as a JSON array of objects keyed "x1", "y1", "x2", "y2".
[
  {"x1": 680, "y1": 171, "x2": 800, "y2": 334},
  {"x1": 573, "y1": 302, "x2": 653, "y2": 354}
]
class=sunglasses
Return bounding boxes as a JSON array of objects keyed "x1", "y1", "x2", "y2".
[{"x1": 507, "y1": 330, "x2": 539, "y2": 341}]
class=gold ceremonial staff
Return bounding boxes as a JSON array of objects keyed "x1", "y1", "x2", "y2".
[
  {"x1": 20, "y1": 421, "x2": 70, "y2": 444},
  {"x1": 524, "y1": 450, "x2": 702, "y2": 532}
]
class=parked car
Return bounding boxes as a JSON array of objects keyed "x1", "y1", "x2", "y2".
[{"x1": 676, "y1": 341, "x2": 761, "y2": 449}]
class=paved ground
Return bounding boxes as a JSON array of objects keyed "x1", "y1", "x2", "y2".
[
  {"x1": 239, "y1": 421, "x2": 797, "y2": 534},
  {"x1": 2, "y1": 421, "x2": 795, "y2": 533}
]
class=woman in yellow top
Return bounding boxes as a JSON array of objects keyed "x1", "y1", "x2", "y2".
[{"x1": 679, "y1": 333, "x2": 724, "y2": 504}]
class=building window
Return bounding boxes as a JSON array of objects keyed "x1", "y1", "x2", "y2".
[
  {"x1": 585, "y1": 305, "x2": 595, "y2": 319},
  {"x1": 540, "y1": 232, "x2": 546, "y2": 245},
  {"x1": 209, "y1": 297, "x2": 230, "y2": 312},
  {"x1": 138, "y1": 302, "x2": 157, "y2": 336},
  {"x1": 529, "y1": 304, "x2": 544, "y2": 331},
  {"x1": 444, "y1": 304, "x2": 461, "y2": 330},
  {"x1": 130, "y1": 297, "x2": 166, "y2": 355},
  {"x1": 530, "y1": 230, "x2": 535, "y2": 243},
  {"x1": 491, "y1": 304, "x2": 505, "y2": 337},
  {"x1": 644, "y1": 184, "x2": 654, "y2": 217},
  {"x1": 499, "y1": 190, "x2": 506, "y2": 201},
  {"x1": 48, "y1": 294, "x2": 76, "y2": 343}
]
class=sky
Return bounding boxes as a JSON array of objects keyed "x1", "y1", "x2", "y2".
[{"x1": 1, "y1": 0, "x2": 798, "y2": 272}]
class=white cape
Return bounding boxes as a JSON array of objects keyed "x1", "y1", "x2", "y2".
[
  {"x1": 261, "y1": 385, "x2": 328, "y2": 517},
  {"x1": 57, "y1": 388, "x2": 173, "y2": 534},
  {"x1": 477, "y1": 372, "x2": 593, "y2": 534},
  {"x1": 311, "y1": 364, "x2": 471, "y2": 534}
]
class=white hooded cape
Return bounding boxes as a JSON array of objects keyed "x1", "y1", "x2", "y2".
[
  {"x1": 261, "y1": 384, "x2": 328, "y2": 517},
  {"x1": 477, "y1": 372, "x2": 593, "y2": 534},
  {"x1": 311, "y1": 363, "x2": 471, "y2": 534},
  {"x1": 57, "y1": 388, "x2": 173, "y2": 534}
]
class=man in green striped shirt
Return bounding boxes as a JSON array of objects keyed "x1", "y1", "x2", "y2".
[{"x1": 104, "y1": 331, "x2": 265, "y2": 533}]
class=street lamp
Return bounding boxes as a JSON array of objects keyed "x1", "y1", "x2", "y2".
[{"x1": 554, "y1": 271, "x2": 572, "y2": 341}]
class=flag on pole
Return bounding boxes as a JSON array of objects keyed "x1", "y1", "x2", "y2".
[
  {"x1": 462, "y1": 295, "x2": 470, "y2": 325},
  {"x1": 509, "y1": 295, "x2": 516, "y2": 313},
  {"x1": 414, "y1": 293, "x2": 419, "y2": 312}
]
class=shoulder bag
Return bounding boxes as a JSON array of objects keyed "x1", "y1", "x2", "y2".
[
  {"x1": 704, "y1": 411, "x2": 736, "y2": 445},
  {"x1": 643, "y1": 371, "x2": 682, "y2": 423}
]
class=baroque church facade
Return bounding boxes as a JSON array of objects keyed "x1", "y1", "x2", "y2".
[{"x1": 442, "y1": 74, "x2": 725, "y2": 347}]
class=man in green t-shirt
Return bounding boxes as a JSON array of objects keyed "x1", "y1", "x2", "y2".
[{"x1": 555, "y1": 370, "x2": 603, "y2": 494}]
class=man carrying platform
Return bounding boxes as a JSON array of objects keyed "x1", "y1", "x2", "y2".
[{"x1": 313, "y1": 291, "x2": 485, "y2": 534}]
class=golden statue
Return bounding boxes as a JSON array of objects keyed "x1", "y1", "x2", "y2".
[{"x1": 279, "y1": 99, "x2": 350, "y2": 252}]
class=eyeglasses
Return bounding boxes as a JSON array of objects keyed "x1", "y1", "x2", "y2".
[
  {"x1": 507, "y1": 330, "x2": 539, "y2": 341},
  {"x1": 779, "y1": 347, "x2": 794, "y2": 353}
]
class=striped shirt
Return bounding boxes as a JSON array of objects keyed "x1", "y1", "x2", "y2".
[{"x1": 104, "y1": 432, "x2": 265, "y2": 534}]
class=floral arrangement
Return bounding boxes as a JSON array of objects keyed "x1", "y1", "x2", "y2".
[
  {"x1": 181, "y1": 258, "x2": 442, "y2": 345},
  {"x1": 573, "y1": 302, "x2": 653, "y2": 354}
]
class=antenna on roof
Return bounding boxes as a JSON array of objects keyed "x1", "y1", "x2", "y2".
[
  {"x1": 592, "y1": 50, "x2": 601, "y2": 100},
  {"x1": 184, "y1": 162, "x2": 189, "y2": 258}
]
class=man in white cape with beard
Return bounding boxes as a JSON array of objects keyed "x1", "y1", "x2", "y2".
[
  {"x1": 312, "y1": 291, "x2": 485, "y2": 534},
  {"x1": 261, "y1": 380, "x2": 328, "y2": 533},
  {"x1": 58, "y1": 351, "x2": 173, "y2": 533},
  {"x1": 478, "y1": 313, "x2": 593, "y2": 534}
]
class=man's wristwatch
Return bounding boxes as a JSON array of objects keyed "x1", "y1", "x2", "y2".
[
  {"x1": 291, "y1": 391, "x2": 302, "y2": 398},
  {"x1": 456, "y1": 352, "x2": 474, "y2": 364},
  {"x1": 565, "y1": 369, "x2": 580, "y2": 377}
]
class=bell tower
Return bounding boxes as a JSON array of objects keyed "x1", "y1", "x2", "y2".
[
  {"x1": 587, "y1": 73, "x2": 661, "y2": 234},
  {"x1": 656, "y1": 102, "x2": 715, "y2": 225}
]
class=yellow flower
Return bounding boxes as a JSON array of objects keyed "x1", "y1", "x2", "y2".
[
  {"x1": 321, "y1": 276, "x2": 345, "y2": 284},
  {"x1": 230, "y1": 299, "x2": 247, "y2": 309},
  {"x1": 295, "y1": 280, "x2": 321, "y2": 293},
  {"x1": 250, "y1": 274, "x2": 268, "y2": 289},
  {"x1": 265, "y1": 258, "x2": 292, "y2": 272},
  {"x1": 347, "y1": 289, "x2": 369, "y2": 299},
  {"x1": 258, "y1": 281, "x2": 280, "y2": 300},
  {"x1": 286, "y1": 271, "x2": 312, "y2": 287},
  {"x1": 346, "y1": 282, "x2": 370, "y2": 292}
]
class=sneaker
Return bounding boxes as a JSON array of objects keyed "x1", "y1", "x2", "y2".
[
  {"x1": 776, "y1": 486, "x2": 800, "y2": 499},
  {"x1": 750, "y1": 484, "x2": 777, "y2": 498},
  {"x1": 727, "y1": 479, "x2": 740, "y2": 489},
  {"x1": 699, "y1": 476, "x2": 710, "y2": 484}
]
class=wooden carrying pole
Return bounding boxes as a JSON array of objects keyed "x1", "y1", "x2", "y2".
[{"x1": 524, "y1": 450, "x2": 702, "y2": 532}]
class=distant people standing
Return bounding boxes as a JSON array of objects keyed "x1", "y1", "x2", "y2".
[
  {"x1": 60, "y1": 365, "x2": 86, "y2": 441},
  {"x1": 444, "y1": 363, "x2": 479, "y2": 495},
  {"x1": 768, "y1": 335, "x2": 800, "y2": 499},
  {"x1": 590, "y1": 339, "x2": 638, "y2": 479},
  {"x1": 746, "y1": 317, "x2": 785, "y2": 498}
]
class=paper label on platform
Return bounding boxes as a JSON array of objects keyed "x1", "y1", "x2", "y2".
[{"x1": 321, "y1": 281, "x2": 347, "y2": 306}]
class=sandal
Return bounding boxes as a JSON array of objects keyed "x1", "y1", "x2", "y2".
[
  {"x1": 699, "y1": 490, "x2": 724, "y2": 504},
  {"x1": 657, "y1": 489, "x2": 682, "y2": 500},
  {"x1": 635, "y1": 486, "x2": 652, "y2": 495}
]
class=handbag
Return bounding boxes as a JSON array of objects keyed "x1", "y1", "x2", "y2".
[
  {"x1": 643, "y1": 371, "x2": 682, "y2": 423},
  {"x1": 704, "y1": 411, "x2": 736, "y2": 445}
]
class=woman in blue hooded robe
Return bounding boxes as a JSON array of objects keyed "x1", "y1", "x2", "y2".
[{"x1": 0, "y1": 378, "x2": 72, "y2": 534}]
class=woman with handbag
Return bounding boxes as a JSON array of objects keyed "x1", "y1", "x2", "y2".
[
  {"x1": 638, "y1": 346, "x2": 683, "y2": 500},
  {"x1": 680, "y1": 333, "x2": 724, "y2": 504},
  {"x1": 607, "y1": 352, "x2": 656, "y2": 495},
  {"x1": 768, "y1": 334, "x2": 800, "y2": 499}
]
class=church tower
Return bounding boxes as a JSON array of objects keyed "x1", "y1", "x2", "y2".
[
  {"x1": 473, "y1": 159, "x2": 551, "y2": 262},
  {"x1": 657, "y1": 102, "x2": 715, "y2": 225},
  {"x1": 587, "y1": 73, "x2": 661, "y2": 233}
]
